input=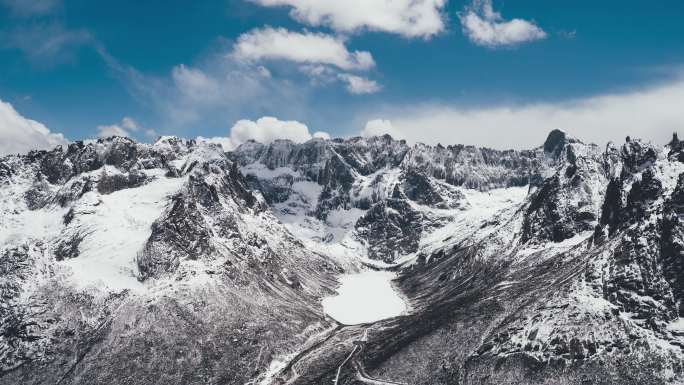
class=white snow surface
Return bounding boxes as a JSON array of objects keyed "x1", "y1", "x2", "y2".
[
  {"x1": 322, "y1": 270, "x2": 408, "y2": 325},
  {"x1": 0, "y1": 161, "x2": 186, "y2": 293},
  {"x1": 62, "y1": 170, "x2": 186, "y2": 292}
]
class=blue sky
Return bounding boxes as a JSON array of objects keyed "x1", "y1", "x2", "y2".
[{"x1": 1, "y1": 0, "x2": 684, "y2": 154}]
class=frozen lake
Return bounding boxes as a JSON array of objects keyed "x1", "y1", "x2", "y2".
[{"x1": 322, "y1": 270, "x2": 408, "y2": 325}]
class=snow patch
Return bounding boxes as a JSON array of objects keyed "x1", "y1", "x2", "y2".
[{"x1": 62, "y1": 170, "x2": 186, "y2": 292}]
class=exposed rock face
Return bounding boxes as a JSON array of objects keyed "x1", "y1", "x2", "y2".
[
  {"x1": 661, "y1": 174, "x2": 684, "y2": 317},
  {"x1": 232, "y1": 134, "x2": 551, "y2": 263},
  {"x1": 138, "y1": 157, "x2": 265, "y2": 280},
  {"x1": 96, "y1": 169, "x2": 148, "y2": 195},
  {"x1": 400, "y1": 168, "x2": 465, "y2": 209},
  {"x1": 355, "y1": 192, "x2": 424, "y2": 263},
  {"x1": 668, "y1": 133, "x2": 684, "y2": 163},
  {"x1": 521, "y1": 135, "x2": 605, "y2": 243},
  {"x1": 0, "y1": 243, "x2": 54, "y2": 373},
  {"x1": 402, "y1": 142, "x2": 540, "y2": 190}
]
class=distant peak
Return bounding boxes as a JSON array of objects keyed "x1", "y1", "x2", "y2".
[
  {"x1": 542, "y1": 129, "x2": 583, "y2": 156},
  {"x1": 543, "y1": 129, "x2": 567, "y2": 154}
]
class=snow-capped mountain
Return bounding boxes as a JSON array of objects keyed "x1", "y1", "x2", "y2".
[
  {"x1": 1, "y1": 130, "x2": 683, "y2": 384},
  {"x1": 0, "y1": 137, "x2": 338, "y2": 384}
]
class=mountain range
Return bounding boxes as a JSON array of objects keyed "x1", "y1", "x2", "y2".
[{"x1": 1, "y1": 130, "x2": 683, "y2": 384}]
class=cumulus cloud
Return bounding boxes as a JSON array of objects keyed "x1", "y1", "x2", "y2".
[
  {"x1": 96, "y1": 117, "x2": 157, "y2": 139},
  {"x1": 362, "y1": 76, "x2": 684, "y2": 149},
  {"x1": 107, "y1": 29, "x2": 377, "y2": 120},
  {"x1": 97, "y1": 124, "x2": 131, "y2": 138},
  {"x1": 231, "y1": 116, "x2": 315, "y2": 144},
  {"x1": 362, "y1": 119, "x2": 397, "y2": 138},
  {"x1": 233, "y1": 27, "x2": 375, "y2": 71},
  {"x1": 312, "y1": 131, "x2": 331, "y2": 140},
  {"x1": 459, "y1": 0, "x2": 546, "y2": 48},
  {"x1": 250, "y1": 0, "x2": 447, "y2": 38},
  {"x1": 338, "y1": 74, "x2": 381, "y2": 94},
  {"x1": 0, "y1": 99, "x2": 68, "y2": 156},
  {"x1": 199, "y1": 116, "x2": 331, "y2": 151}
]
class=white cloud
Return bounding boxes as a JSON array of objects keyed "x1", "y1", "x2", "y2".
[
  {"x1": 200, "y1": 116, "x2": 331, "y2": 151},
  {"x1": 338, "y1": 74, "x2": 382, "y2": 94},
  {"x1": 459, "y1": 0, "x2": 546, "y2": 47},
  {"x1": 256, "y1": 65, "x2": 271, "y2": 78},
  {"x1": 313, "y1": 131, "x2": 331, "y2": 140},
  {"x1": 231, "y1": 116, "x2": 313, "y2": 145},
  {"x1": 96, "y1": 117, "x2": 156, "y2": 140},
  {"x1": 300, "y1": 65, "x2": 382, "y2": 95},
  {"x1": 362, "y1": 119, "x2": 397, "y2": 138},
  {"x1": 2, "y1": 23, "x2": 92, "y2": 65},
  {"x1": 251, "y1": 0, "x2": 447, "y2": 38},
  {"x1": 121, "y1": 117, "x2": 139, "y2": 131},
  {"x1": 97, "y1": 124, "x2": 131, "y2": 138},
  {"x1": 107, "y1": 30, "x2": 377, "y2": 123},
  {"x1": 362, "y1": 76, "x2": 684, "y2": 149},
  {"x1": 117, "y1": 55, "x2": 304, "y2": 129},
  {"x1": 233, "y1": 27, "x2": 375, "y2": 71},
  {"x1": 300, "y1": 64, "x2": 337, "y2": 85},
  {"x1": 0, "y1": 99, "x2": 68, "y2": 156},
  {"x1": 171, "y1": 64, "x2": 220, "y2": 102}
]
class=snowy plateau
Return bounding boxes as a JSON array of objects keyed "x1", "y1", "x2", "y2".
[{"x1": 1, "y1": 130, "x2": 684, "y2": 384}]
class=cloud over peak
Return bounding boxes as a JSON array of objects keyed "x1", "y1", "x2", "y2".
[
  {"x1": 362, "y1": 74, "x2": 684, "y2": 149},
  {"x1": 250, "y1": 0, "x2": 447, "y2": 38},
  {"x1": 460, "y1": 0, "x2": 546, "y2": 48},
  {"x1": 199, "y1": 116, "x2": 330, "y2": 151},
  {"x1": 96, "y1": 117, "x2": 157, "y2": 140}
]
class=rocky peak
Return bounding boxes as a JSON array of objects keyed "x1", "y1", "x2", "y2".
[
  {"x1": 620, "y1": 137, "x2": 658, "y2": 175},
  {"x1": 668, "y1": 132, "x2": 684, "y2": 162},
  {"x1": 522, "y1": 135, "x2": 606, "y2": 243},
  {"x1": 543, "y1": 129, "x2": 568, "y2": 155}
]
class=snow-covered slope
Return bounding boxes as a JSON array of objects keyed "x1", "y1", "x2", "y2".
[
  {"x1": 234, "y1": 131, "x2": 684, "y2": 385},
  {"x1": 0, "y1": 136, "x2": 339, "y2": 384}
]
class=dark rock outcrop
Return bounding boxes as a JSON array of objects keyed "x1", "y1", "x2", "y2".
[
  {"x1": 661, "y1": 173, "x2": 684, "y2": 316},
  {"x1": 355, "y1": 193, "x2": 424, "y2": 263}
]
